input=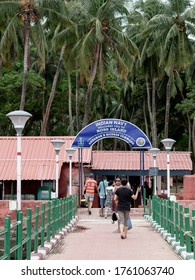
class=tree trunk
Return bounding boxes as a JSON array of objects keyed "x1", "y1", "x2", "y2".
[
  {"x1": 75, "y1": 64, "x2": 80, "y2": 132},
  {"x1": 164, "y1": 74, "x2": 171, "y2": 138},
  {"x1": 152, "y1": 78, "x2": 157, "y2": 147},
  {"x1": 143, "y1": 96, "x2": 149, "y2": 138},
  {"x1": 20, "y1": 18, "x2": 30, "y2": 110},
  {"x1": 82, "y1": 43, "x2": 100, "y2": 128},
  {"x1": 40, "y1": 45, "x2": 65, "y2": 136},
  {"x1": 146, "y1": 77, "x2": 154, "y2": 145},
  {"x1": 187, "y1": 113, "x2": 191, "y2": 152},
  {"x1": 67, "y1": 70, "x2": 74, "y2": 135}
]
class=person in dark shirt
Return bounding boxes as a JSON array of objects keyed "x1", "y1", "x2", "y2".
[{"x1": 114, "y1": 179, "x2": 140, "y2": 239}]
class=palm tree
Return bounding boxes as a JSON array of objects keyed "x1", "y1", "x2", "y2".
[
  {"x1": 40, "y1": 45, "x2": 66, "y2": 136},
  {"x1": 71, "y1": 0, "x2": 138, "y2": 127},
  {"x1": 147, "y1": 0, "x2": 195, "y2": 138},
  {"x1": 40, "y1": 1, "x2": 79, "y2": 135},
  {"x1": 129, "y1": 0, "x2": 167, "y2": 147},
  {"x1": 0, "y1": 0, "x2": 65, "y2": 110}
]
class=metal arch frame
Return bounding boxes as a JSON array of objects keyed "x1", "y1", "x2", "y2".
[
  {"x1": 71, "y1": 118, "x2": 152, "y2": 149},
  {"x1": 71, "y1": 119, "x2": 152, "y2": 205}
]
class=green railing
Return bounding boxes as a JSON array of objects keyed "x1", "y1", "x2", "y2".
[
  {"x1": 145, "y1": 195, "x2": 195, "y2": 260},
  {"x1": 0, "y1": 194, "x2": 78, "y2": 260}
]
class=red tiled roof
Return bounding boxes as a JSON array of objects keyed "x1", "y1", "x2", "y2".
[
  {"x1": 0, "y1": 137, "x2": 192, "y2": 180},
  {"x1": 0, "y1": 137, "x2": 91, "y2": 180},
  {"x1": 91, "y1": 151, "x2": 192, "y2": 170}
]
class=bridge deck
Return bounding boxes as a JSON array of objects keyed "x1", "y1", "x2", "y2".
[{"x1": 46, "y1": 208, "x2": 180, "y2": 260}]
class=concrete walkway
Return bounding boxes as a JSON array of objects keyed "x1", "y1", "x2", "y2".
[{"x1": 46, "y1": 208, "x2": 181, "y2": 260}]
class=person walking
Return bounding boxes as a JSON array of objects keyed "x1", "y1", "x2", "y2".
[
  {"x1": 114, "y1": 178, "x2": 140, "y2": 239},
  {"x1": 112, "y1": 177, "x2": 122, "y2": 232},
  {"x1": 84, "y1": 173, "x2": 98, "y2": 215},
  {"x1": 98, "y1": 176, "x2": 108, "y2": 217},
  {"x1": 104, "y1": 180, "x2": 115, "y2": 219}
]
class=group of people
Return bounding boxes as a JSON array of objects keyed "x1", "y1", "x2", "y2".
[{"x1": 83, "y1": 173, "x2": 141, "y2": 239}]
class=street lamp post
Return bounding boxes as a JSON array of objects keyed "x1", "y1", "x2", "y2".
[
  {"x1": 66, "y1": 148, "x2": 76, "y2": 196},
  {"x1": 6, "y1": 110, "x2": 32, "y2": 211},
  {"x1": 161, "y1": 138, "x2": 176, "y2": 198},
  {"x1": 149, "y1": 148, "x2": 160, "y2": 195},
  {"x1": 51, "y1": 139, "x2": 65, "y2": 198}
]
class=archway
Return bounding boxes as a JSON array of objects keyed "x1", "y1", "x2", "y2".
[
  {"x1": 71, "y1": 118, "x2": 152, "y2": 148},
  {"x1": 71, "y1": 119, "x2": 152, "y2": 206}
]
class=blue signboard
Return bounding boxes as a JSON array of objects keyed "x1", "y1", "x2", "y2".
[{"x1": 71, "y1": 119, "x2": 152, "y2": 149}]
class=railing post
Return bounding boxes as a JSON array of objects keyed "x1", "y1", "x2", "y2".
[
  {"x1": 4, "y1": 216, "x2": 11, "y2": 260},
  {"x1": 167, "y1": 200, "x2": 171, "y2": 234},
  {"x1": 72, "y1": 194, "x2": 76, "y2": 218},
  {"x1": 67, "y1": 196, "x2": 70, "y2": 222},
  {"x1": 157, "y1": 197, "x2": 161, "y2": 225},
  {"x1": 155, "y1": 197, "x2": 158, "y2": 224},
  {"x1": 160, "y1": 199, "x2": 164, "y2": 228},
  {"x1": 52, "y1": 199, "x2": 56, "y2": 238},
  {"x1": 74, "y1": 194, "x2": 78, "y2": 217},
  {"x1": 59, "y1": 198, "x2": 63, "y2": 231},
  {"x1": 47, "y1": 201, "x2": 51, "y2": 242},
  {"x1": 16, "y1": 211, "x2": 23, "y2": 260},
  {"x1": 55, "y1": 199, "x2": 59, "y2": 232},
  {"x1": 34, "y1": 206, "x2": 40, "y2": 253},
  {"x1": 65, "y1": 197, "x2": 68, "y2": 226},
  {"x1": 148, "y1": 196, "x2": 152, "y2": 216},
  {"x1": 69, "y1": 195, "x2": 72, "y2": 221},
  {"x1": 163, "y1": 199, "x2": 167, "y2": 230},
  {"x1": 175, "y1": 202, "x2": 179, "y2": 242},
  {"x1": 152, "y1": 195, "x2": 155, "y2": 221},
  {"x1": 26, "y1": 208, "x2": 32, "y2": 260},
  {"x1": 61, "y1": 198, "x2": 66, "y2": 228},
  {"x1": 184, "y1": 207, "x2": 191, "y2": 253},
  {"x1": 170, "y1": 201, "x2": 174, "y2": 238},
  {"x1": 41, "y1": 203, "x2": 46, "y2": 247},
  {"x1": 179, "y1": 204, "x2": 184, "y2": 247}
]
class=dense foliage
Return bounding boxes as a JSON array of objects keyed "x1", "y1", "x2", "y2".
[{"x1": 0, "y1": 0, "x2": 195, "y2": 169}]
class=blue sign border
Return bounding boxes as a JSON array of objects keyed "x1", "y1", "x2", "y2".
[{"x1": 71, "y1": 119, "x2": 152, "y2": 149}]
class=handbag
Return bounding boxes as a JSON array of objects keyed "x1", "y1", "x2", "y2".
[{"x1": 112, "y1": 212, "x2": 118, "y2": 223}]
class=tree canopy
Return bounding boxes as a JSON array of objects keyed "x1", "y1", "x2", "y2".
[{"x1": 0, "y1": 0, "x2": 195, "y2": 169}]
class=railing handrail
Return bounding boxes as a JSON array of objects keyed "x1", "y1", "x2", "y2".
[
  {"x1": 145, "y1": 195, "x2": 195, "y2": 260},
  {"x1": 0, "y1": 194, "x2": 78, "y2": 260}
]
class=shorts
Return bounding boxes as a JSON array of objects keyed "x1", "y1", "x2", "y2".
[
  {"x1": 85, "y1": 194, "x2": 94, "y2": 202},
  {"x1": 100, "y1": 197, "x2": 106, "y2": 207},
  {"x1": 117, "y1": 210, "x2": 130, "y2": 226}
]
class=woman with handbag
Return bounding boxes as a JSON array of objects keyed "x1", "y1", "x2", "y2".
[{"x1": 114, "y1": 178, "x2": 140, "y2": 239}]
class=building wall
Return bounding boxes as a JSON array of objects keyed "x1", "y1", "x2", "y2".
[
  {"x1": 59, "y1": 163, "x2": 79, "y2": 198},
  {"x1": 182, "y1": 175, "x2": 195, "y2": 200},
  {"x1": 0, "y1": 200, "x2": 45, "y2": 229}
]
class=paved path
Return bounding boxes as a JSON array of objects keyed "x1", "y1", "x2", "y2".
[{"x1": 46, "y1": 208, "x2": 181, "y2": 260}]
